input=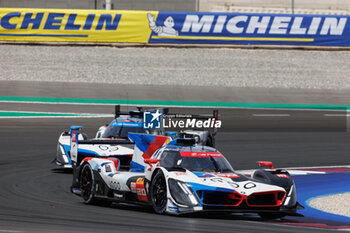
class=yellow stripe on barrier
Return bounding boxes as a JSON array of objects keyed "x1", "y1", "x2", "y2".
[
  {"x1": 0, "y1": 8, "x2": 156, "y2": 43},
  {"x1": 152, "y1": 35, "x2": 314, "y2": 42}
]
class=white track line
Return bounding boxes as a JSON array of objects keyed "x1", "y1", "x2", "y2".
[
  {"x1": 0, "y1": 230, "x2": 24, "y2": 233},
  {"x1": 0, "y1": 110, "x2": 114, "y2": 119},
  {"x1": 252, "y1": 114, "x2": 291, "y2": 117},
  {"x1": 324, "y1": 114, "x2": 349, "y2": 117},
  {"x1": 282, "y1": 164, "x2": 350, "y2": 170},
  {"x1": 238, "y1": 164, "x2": 350, "y2": 176}
]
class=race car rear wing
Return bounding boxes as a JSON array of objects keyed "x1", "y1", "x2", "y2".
[
  {"x1": 165, "y1": 109, "x2": 218, "y2": 121},
  {"x1": 114, "y1": 105, "x2": 219, "y2": 124},
  {"x1": 166, "y1": 109, "x2": 219, "y2": 132},
  {"x1": 114, "y1": 105, "x2": 169, "y2": 119},
  {"x1": 115, "y1": 105, "x2": 143, "y2": 119},
  {"x1": 114, "y1": 104, "x2": 219, "y2": 129}
]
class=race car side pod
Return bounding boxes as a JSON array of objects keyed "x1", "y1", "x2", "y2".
[{"x1": 69, "y1": 126, "x2": 83, "y2": 167}]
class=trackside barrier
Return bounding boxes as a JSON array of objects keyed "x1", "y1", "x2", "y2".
[{"x1": 0, "y1": 8, "x2": 349, "y2": 46}]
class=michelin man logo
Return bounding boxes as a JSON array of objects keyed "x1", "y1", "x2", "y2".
[
  {"x1": 143, "y1": 110, "x2": 162, "y2": 129},
  {"x1": 147, "y1": 13, "x2": 178, "y2": 37}
]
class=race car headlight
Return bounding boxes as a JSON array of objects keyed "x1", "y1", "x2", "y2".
[{"x1": 168, "y1": 179, "x2": 199, "y2": 207}]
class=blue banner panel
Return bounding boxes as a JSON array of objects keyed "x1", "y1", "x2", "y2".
[{"x1": 147, "y1": 12, "x2": 350, "y2": 47}]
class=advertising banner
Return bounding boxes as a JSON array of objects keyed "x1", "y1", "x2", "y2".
[
  {"x1": 148, "y1": 12, "x2": 349, "y2": 46},
  {"x1": 0, "y1": 8, "x2": 155, "y2": 43},
  {"x1": 0, "y1": 8, "x2": 349, "y2": 46}
]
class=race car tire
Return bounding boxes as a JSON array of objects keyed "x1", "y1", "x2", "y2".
[
  {"x1": 258, "y1": 212, "x2": 286, "y2": 220},
  {"x1": 79, "y1": 164, "x2": 111, "y2": 206},
  {"x1": 80, "y1": 164, "x2": 96, "y2": 204},
  {"x1": 150, "y1": 171, "x2": 167, "y2": 214}
]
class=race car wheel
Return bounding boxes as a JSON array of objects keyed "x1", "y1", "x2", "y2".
[
  {"x1": 258, "y1": 212, "x2": 286, "y2": 220},
  {"x1": 80, "y1": 164, "x2": 112, "y2": 206},
  {"x1": 150, "y1": 171, "x2": 167, "y2": 214},
  {"x1": 80, "y1": 164, "x2": 96, "y2": 204}
]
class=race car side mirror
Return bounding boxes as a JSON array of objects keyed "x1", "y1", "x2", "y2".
[
  {"x1": 256, "y1": 161, "x2": 274, "y2": 169},
  {"x1": 144, "y1": 159, "x2": 161, "y2": 170},
  {"x1": 144, "y1": 159, "x2": 161, "y2": 164}
]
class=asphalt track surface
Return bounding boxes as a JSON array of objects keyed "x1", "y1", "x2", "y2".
[
  {"x1": 2, "y1": 80, "x2": 350, "y2": 105},
  {"x1": 1, "y1": 81, "x2": 350, "y2": 233}
]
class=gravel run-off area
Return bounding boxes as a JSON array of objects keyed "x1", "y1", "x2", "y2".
[
  {"x1": 308, "y1": 193, "x2": 350, "y2": 217},
  {"x1": 1, "y1": 45, "x2": 350, "y2": 90}
]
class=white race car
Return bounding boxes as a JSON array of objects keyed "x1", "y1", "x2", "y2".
[
  {"x1": 54, "y1": 106, "x2": 218, "y2": 169},
  {"x1": 70, "y1": 130, "x2": 302, "y2": 219}
]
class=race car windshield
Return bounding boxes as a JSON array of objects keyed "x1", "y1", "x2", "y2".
[
  {"x1": 102, "y1": 126, "x2": 145, "y2": 139},
  {"x1": 159, "y1": 151, "x2": 233, "y2": 173}
]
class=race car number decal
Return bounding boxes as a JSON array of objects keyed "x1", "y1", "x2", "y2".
[
  {"x1": 137, "y1": 188, "x2": 147, "y2": 197},
  {"x1": 136, "y1": 178, "x2": 148, "y2": 201}
]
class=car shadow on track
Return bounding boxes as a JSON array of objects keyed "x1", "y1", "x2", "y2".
[
  {"x1": 51, "y1": 168, "x2": 73, "y2": 174},
  {"x1": 108, "y1": 202, "x2": 300, "y2": 223}
]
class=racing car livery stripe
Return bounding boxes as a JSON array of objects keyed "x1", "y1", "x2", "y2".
[{"x1": 0, "y1": 96, "x2": 349, "y2": 110}]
